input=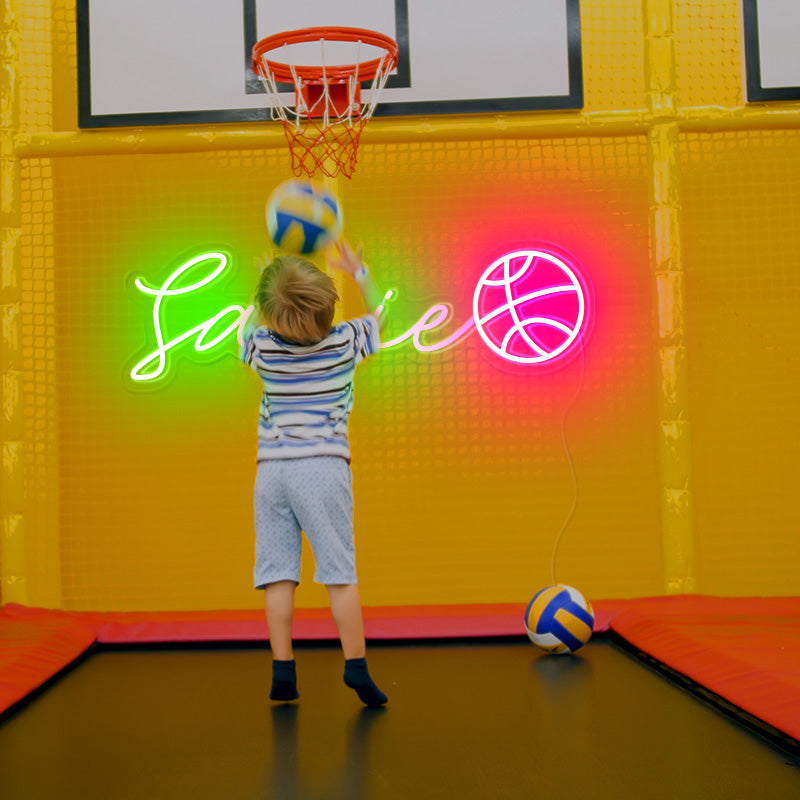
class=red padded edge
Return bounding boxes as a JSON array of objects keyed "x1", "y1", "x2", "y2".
[
  {"x1": 0, "y1": 608, "x2": 96, "y2": 715},
  {"x1": 608, "y1": 595, "x2": 800, "y2": 742},
  {"x1": 0, "y1": 600, "x2": 619, "y2": 644},
  {"x1": 0, "y1": 602, "x2": 544, "y2": 644}
]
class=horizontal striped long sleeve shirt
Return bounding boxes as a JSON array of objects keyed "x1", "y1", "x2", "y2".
[{"x1": 242, "y1": 315, "x2": 379, "y2": 462}]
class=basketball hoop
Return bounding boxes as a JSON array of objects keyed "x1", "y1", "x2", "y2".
[{"x1": 252, "y1": 27, "x2": 398, "y2": 179}]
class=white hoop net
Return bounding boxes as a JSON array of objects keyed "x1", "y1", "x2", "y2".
[{"x1": 253, "y1": 36, "x2": 395, "y2": 178}]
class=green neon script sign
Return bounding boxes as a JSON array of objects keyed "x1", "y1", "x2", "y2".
[{"x1": 130, "y1": 252, "x2": 253, "y2": 383}]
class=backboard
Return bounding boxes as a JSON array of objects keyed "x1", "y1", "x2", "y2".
[
  {"x1": 77, "y1": 0, "x2": 583, "y2": 128},
  {"x1": 742, "y1": 0, "x2": 800, "y2": 101}
]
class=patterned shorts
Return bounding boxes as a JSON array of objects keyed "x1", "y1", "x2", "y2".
[{"x1": 253, "y1": 456, "x2": 357, "y2": 588}]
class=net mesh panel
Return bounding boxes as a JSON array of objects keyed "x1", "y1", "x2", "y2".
[
  {"x1": 580, "y1": 0, "x2": 645, "y2": 111},
  {"x1": 674, "y1": 0, "x2": 743, "y2": 108},
  {"x1": 19, "y1": 159, "x2": 60, "y2": 608},
  {"x1": 680, "y1": 129, "x2": 800, "y2": 594},
  {"x1": 9, "y1": 0, "x2": 800, "y2": 610},
  {"x1": 16, "y1": 0, "x2": 53, "y2": 133},
  {"x1": 346, "y1": 136, "x2": 658, "y2": 604}
]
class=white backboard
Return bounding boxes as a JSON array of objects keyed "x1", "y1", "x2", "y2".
[
  {"x1": 77, "y1": 0, "x2": 583, "y2": 127},
  {"x1": 742, "y1": 0, "x2": 800, "y2": 101}
]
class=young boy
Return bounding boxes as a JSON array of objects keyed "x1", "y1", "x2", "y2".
[{"x1": 241, "y1": 240, "x2": 388, "y2": 707}]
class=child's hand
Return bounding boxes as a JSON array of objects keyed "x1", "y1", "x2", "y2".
[
  {"x1": 327, "y1": 239, "x2": 364, "y2": 279},
  {"x1": 329, "y1": 239, "x2": 384, "y2": 320}
]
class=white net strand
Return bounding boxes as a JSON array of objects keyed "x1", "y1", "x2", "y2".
[
  {"x1": 362, "y1": 50, "x2": 391, "y2": 118},
  {"x1": 349, "y1": 39, "x2": 362, "y2": 123},
  {"x1": 288, "y1": 61, "x2": 304, "y2": 123},
  {"x1": 319, "y1": 38, "x2": 330, "y2": 127}
]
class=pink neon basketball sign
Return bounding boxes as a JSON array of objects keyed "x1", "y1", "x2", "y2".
[{"x1": 472, "y1": 249, "x2": 587, "y2": 365}]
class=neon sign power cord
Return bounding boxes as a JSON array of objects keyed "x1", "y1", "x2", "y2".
[{"x1": 549, "y1": 339, "x2": 585, "y2": 586}]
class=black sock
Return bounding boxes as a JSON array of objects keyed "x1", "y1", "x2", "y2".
[
  {"x1": 270, "y1": 659, "x2": 299, "y2": 701},
  {"x1": 344, "y1": 658, "x2": 387, "y2": 707}
]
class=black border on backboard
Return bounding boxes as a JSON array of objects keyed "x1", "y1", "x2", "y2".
[
  {"x1": 742, "y1": 0, "x2": 800, "y2": 102},
  {"x1": 77, "y1": 0, "x2": 584, "y2": 129}
]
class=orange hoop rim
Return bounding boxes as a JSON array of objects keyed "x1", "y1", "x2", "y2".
[{"x1": 252, "y1": 26, "x2": 398, "y2": 85}]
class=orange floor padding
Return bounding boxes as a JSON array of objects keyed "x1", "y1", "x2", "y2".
[
  {"x1": 2, "y1": 597, "x2": 799, "y2": 746},
  {"x1": 0, "y1": 612, "x2": 96, "y2": 716},
  {"x1": 603, "y1": 595, "x2": 800, "y2": 743}
]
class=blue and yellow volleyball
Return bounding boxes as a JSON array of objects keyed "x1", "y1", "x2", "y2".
[
  {"x1": 266, "y1": 178, "x2": 343, "y2": 255},
  {"x1": 524, "y1": 584, "x2": 594, "y2": 655}
]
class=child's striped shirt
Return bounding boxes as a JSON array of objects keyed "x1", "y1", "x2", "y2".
[{"x1": 241, "y1": 315, "x2": 379, "y2": 462}]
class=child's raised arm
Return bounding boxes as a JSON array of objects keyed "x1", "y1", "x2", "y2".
[{"x1": 327, "y1": 240, "x2": 388, "y2": 327}]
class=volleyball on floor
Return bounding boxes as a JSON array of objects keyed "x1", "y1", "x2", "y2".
[
  {"x1": 524, "y1": 584, "x2": 595, "y2": 655},
  {"x1": 266, "y1": 178, "x2": 343, "y2": 255}
]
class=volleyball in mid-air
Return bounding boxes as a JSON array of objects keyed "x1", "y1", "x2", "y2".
[
  {"x1": 523, "y1": 584, "x2": 595, "y2": 655},
  {"x1": 266, "y1": 178, "x2": 343, "y2": 255}
]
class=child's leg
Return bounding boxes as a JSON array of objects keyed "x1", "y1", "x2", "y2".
[
  {"x1": 265, "y1": 579, "x2": 297, "y2": 660},
  {"x1": 327, "y1": 583, "x2": 366, "y2": 659},
  {"x1": 265, "y1": 580, "x2": 299, "y2": 701},
  {"x1": 287, "y1": 459, "x2": 386, "y2": 706},
  {"x1": 328, "y1": 584, "x2": 387, "y2": 707},
  {"x1": 254, "y1": 460, "x2": 303, "y2": 701}
]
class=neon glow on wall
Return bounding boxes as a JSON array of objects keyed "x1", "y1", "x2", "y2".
[
  {"x1": 130, "y1": 248, "x2": 590, "y2": 383},
  {"x1": 130, "y1": 252, "x2": 253, "y2": 382}
]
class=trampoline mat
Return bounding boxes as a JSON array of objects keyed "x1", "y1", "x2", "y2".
[{"x1": 1, "y1": 639, "x2": 799, "y2": 800}]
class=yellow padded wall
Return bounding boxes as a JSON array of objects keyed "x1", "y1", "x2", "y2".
[
  {"x1": 681, "y1": 129, "x2": 800, "y2": 594},
  {"x1": 6, "y1": 0, "x2": 800, "y2": 610},
  {"x1": 46, "y1": 138, "x2": 660, "y2": 610},
  {"x1": 345, "y1": 137, "x2": 660, "y2": 605}
]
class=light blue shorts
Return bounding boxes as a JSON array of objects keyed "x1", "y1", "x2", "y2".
[{"x1": 253, "y1": 456, "x2": 357, "y2": 589}]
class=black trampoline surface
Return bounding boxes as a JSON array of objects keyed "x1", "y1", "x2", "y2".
[{"x1": 1, "y1": 639, "x2": 798, "y2": 800}]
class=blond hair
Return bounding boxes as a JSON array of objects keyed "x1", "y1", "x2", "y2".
[{"x1": 255, "y1": 255, "x2": 338, "y2": 344}]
